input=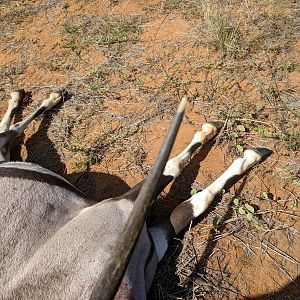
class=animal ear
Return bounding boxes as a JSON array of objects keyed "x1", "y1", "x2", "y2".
[{"x1": 0, "y1": 130, "x2": 18, "y2": 149}]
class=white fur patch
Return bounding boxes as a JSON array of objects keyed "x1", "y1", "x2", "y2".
[
  {"x1": 163, "y1": 132, "x2": 203, "y2": 178},
  {"x1": 190, "y1": 155, "x2": 261, "y2": 218},
  {"x1": 190, "y1": 190, "x2": 214, "y2": 218},
  {"x1": 163, "y1": 158, "x2": 181, "y2": 177},
  {"x1": 78, "y1": 206, "x2": 91, "y2": 216}
]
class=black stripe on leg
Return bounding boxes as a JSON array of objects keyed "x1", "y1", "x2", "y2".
[{"x1": 189, "y1": 141, "x2": 202, "y2": 155}]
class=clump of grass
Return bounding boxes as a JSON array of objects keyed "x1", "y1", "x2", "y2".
[
  {"x1": 0, "y1": 7, "x2": 29, "y2": 24},
  {"x1": 43, "y1": 58, "x2": 60, "y2": 71},
  {"x1": 291, "y1": 193, "x2": 299, "y2": 209},
  {"x1": 278, "y1": 163, "x2": 300, "y2": 187},
  {"x1": 63, "y1": 143, "x2": 98, "y2": 168},
  {"x1": 254, "y1": 12, "x2": 297, "y2": 53},
  {"x1": 61, "y1": 39, "x2": 77, "y2": 51},
  {"x1": 257, "y1": 124, "x2": 300, "y2": 152},
  {"x1": 87, "y1": 68, "x2": 109, "y2": 92},
  {"x1": 88, "y1": 15, "x2": 143, "y2": 46},
  {"x1": 161, "y1": 0, "x2": 203, "y2": 20},
  {"x1": 0, "y1": 65, "x2": 24, "y2": 77},
  {"x1": 199, "y1": 9, "x2": 246, "y2": 58},
  {"x1": 61, "y1": 21, "x2": 79, "y2": 34},
  {"x1": 214, "y1": 108, "x2": 250, "y2": 155}
]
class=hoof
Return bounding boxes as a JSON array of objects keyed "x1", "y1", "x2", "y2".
[
  {"x1": 200, "y1": 120, "x2": 224, "y2": 142},
  {"x1": 10, "y1": 89, "x2": 25, "y2": 108},
  {"x1": 43, "y1": 91, "x2": 63, "y2": 110},
  {"x1": 243, "y1": 148, "x2": 273, "y2": 164}
]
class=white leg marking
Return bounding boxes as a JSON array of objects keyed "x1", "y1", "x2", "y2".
[
  {"x1": 9, "y1": 92, "x2": 62, "y2": 136},
  {"x1": 163, "y1": 132, "x2": 200, "y2": 178},
  {"x1": 0, "y1": 91, "x2": 23, "y2": 133},
  {"x1": 41, "y1": 91, "x2": 62, "y2": 110},
  {"x1": 163, "y1": 122, "x2": 222, "y2": 178},
  {"x1": 191, "y1": 149, "x2": 263, "y2": 217},
  {"x1": 170, "y1": 148, "x2": 269, "y2": 234}
]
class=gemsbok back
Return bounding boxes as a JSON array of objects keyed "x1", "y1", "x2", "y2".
[{"x1": 0, "y1": 90, "x2": 271, "y2": 300}]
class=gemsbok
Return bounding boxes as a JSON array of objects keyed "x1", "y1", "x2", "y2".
[{"x1": 1, "y1": 90, "x2": 271, "y2": 300}]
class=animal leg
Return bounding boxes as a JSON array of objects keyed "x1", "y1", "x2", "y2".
[
  {"x1": 0, "y1": 91, "x2": 24, "y2": 162},
  {"x1": 120, "y1": 121, "x2": 223, "y2": 201},
  {"x1": 0, "y1": 91, "x2": 62, "y2": 163},
  {"x1": 170, "y1": 147, "x2": 272, "y2": 234},
  {"x1": 9, "y1": 91, "x2": 62, "y2": 136},
  {"x1": 0, "y1": 90, "x2": 24, "y2": 133},
  {"x1": 150, "y1": 148, "x2": 271, "y2": 261}
]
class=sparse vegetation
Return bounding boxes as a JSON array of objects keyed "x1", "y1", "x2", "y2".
[
  {"x1": 233, "y1": 198, "x2": 256, "y2": 221},
  {"x1": 161, "y1": 0, "x2": 203, "y2": 20},
  {"x1": 61, "y1": 21, "x2": 80, "y2": 35},
  {"x1": 61, "y1": 39, "x2": 78, "y2": 51},
  {"x1": 200, "y1": 11, "x2": 245, "y2": 58},
  {"x1": 87, "y1": 15, "x2": 143, "y2": 46},
  {"x1": 0, "y1": 65, "x2": 24, "y2": 77},
  {"x1": 0, "y1": 0, "x2": 299, "y2": 299}
]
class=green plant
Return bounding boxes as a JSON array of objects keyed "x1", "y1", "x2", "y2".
[
  {"x1": 199, "y1": 10, "x2": 246, "y2": 58},
  {"x1": 62, "y1": 21, "x2": 79, "y2": 34},
  {"x1": 261, "y1": 191, "x2": 277, "y2": 201},
  {"x1": 190, "y1": 188, "x2": 198, "y2": 196},
  {"x1": 233, "y1": 198, "x2": 255, "y2": 221},
  {"x1": 291, "y1": 193, "x2": 299, "y2": 209},
  {"x1": 161, "y1": 0, "x2": 203, "y2": 20},
  {"x1": 61, "y1": 39, "x2": 77, "y2": 51},
  {"x1": 256, "y1": 103, "x2": 265, "y2": 111},
  {"x1": 0, "y1": 65, "x2": 24, "y2": 77},
  {"x1": 0, "y1": 7, "x2": 29, "y2": 24},
  {"x1": 212, "y1": 215, "x2": 221, "y2": 229},
  {"x1": 89, "y1": 15, "x2": 142, "y2": 46},
  {"x1": 43, "y1": 59, "x2": 59, "y2": 71},
  {"x1": 278, "y1": 164, "x2": 300, "y2": 187}
]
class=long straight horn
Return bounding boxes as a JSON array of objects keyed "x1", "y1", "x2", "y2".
[{"x1": 89, "y1": 97, "x2": 188, "y2": 300}]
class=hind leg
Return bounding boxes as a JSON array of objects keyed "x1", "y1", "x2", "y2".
[
  {"x1": 0, "y1": 91, "x2": 63, "y2": 163},
  {"x1": 149, "y1": 148, "x2": 272, "y2": 261},
  {"x1": 120, "y1": 121, "x2": 223, "y2": 202},
  {"x1": 0, "y1": 90, "x2": 24, "y2": 162}
]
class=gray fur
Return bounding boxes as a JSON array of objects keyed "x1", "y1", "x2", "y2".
[{"x1": 0, "y1": 164, "x2": 156, "y2": 299}]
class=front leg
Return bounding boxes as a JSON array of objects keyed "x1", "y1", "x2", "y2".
[
  {"x1": 0, "y1": 91, "x2": 24, "y2": 162},
  {"x1": 9, "y1": 91, "x2": 62, "y2": 136},
  {"x1": 0, "y1": 91, "x2": 62, "y2": 163}
]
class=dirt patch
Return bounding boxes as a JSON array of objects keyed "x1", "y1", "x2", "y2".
[{"x1": 1, "y1": 0, "x2": 299, "y2": 299}]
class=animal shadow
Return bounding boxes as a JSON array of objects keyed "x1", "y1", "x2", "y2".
[{"x1": 11, "y1": 100, "x2": 130, "y2": 201}]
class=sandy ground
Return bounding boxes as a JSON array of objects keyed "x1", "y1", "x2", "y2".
[{"x1": 1, "y1": 0, "x2": 299, "y2": 299}]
